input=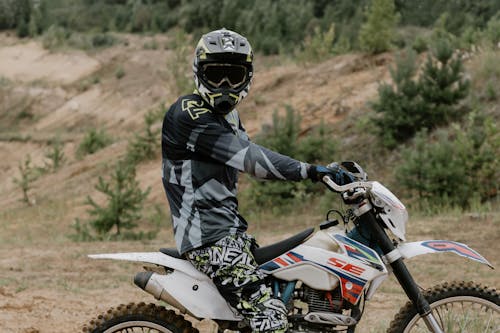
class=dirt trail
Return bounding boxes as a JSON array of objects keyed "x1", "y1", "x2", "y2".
[{"x1": 0, "y1": 214, "x2": 498, "y2": 333}]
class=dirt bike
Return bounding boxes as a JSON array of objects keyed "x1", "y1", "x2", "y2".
[{"x1": 83, "y1": 171, "x2": 499, "y2": 333}]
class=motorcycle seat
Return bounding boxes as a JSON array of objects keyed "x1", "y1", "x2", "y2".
[
  {"x1": 254, "y1": 227, "x2": 314, "y2": 265},
  {"x1": 159, "y1": 228, "x2": 314, "y2": 265}
]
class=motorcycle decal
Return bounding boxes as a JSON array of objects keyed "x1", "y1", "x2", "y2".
[
  {"x1": 260, "y1": 252, "x2": 305, "y2": 270},
  {"x1": 321, "y1": 263, "x2": 367, "y2": 304},
  {"x1": 260, "y1": 260, "x2": 280, "y2": 271},
  {"x1": 327, "y1": 257, "x2": 365, "y2": 276},
  {"x1": 339, "y1": 276, "x2": 364, "y2": 304},
  {"x1": 261, "y1": 251, "x2": 367, "y2": 304},
  {"x1": 421, "y1": 240, "x2": 486, "y2": 263},
  {"x1": 334, "y1": 234, "x2": 383, "y2": 269}
]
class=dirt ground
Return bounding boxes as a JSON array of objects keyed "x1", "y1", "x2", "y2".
[
  {"x1": 0, "y1": 210, "x2": 498, "y2": 333},
  {"x1": 0, "y1": 33, "x2": 498, "y2": 332}
]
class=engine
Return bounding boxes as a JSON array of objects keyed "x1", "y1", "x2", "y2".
[
  {"x1": 302, "y1": 286, "x2": 343, "y2": 313},
  {"x1": 288, "y1": 285, "x2": 358, "y2": 333}
]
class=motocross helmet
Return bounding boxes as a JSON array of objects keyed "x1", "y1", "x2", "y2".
[{"x1": 193, "y1": 28, "x2": 253, "y2": 115}]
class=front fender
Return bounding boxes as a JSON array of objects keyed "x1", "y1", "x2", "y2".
[{"x1": 398, "y1": 240, "x2": 493, "y2": 269}]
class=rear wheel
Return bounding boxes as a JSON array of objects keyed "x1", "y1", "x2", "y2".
[
  {"x1": 83, "y1": 302, "x2": 199, "y2": 333},
  {"x1": 388, "y1": 281, "x2": 499, "y2": 333}
]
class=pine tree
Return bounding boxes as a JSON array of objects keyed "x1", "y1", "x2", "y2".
[
  {"x1": 85, "y1": 161, "x2": 150, "y2": 238},
  {"x1": 372, "y1": 50, "x2": 425, "y2": 148},
  {"x1": 13, "y1": 155, "x2": 37, "y2": 205},
  {"x1": 44, "y1": 139, "x2": 66, "y2": 172},
  {"x1": 419, "y1": 39, "x2": 470, "y2": 127},
  {"x1": 125, "y1": 109, "x2": 161, "y2": 165},
  {"x1": 358, "y1": 0, "x2": 399, "y2": 54},
  {"x1": 373, "y1": 39, "x2": 470, "y2": 148},
  {"x1": 14, "y1": 0, "x2": 31, "y2": 38}
]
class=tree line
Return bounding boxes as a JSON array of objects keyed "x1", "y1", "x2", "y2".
[{"x1": 1, "y1": 0, "x2": 499, "y2": 54}]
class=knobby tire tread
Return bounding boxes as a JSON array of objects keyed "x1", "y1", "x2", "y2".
[{"x1": 82, "y1": 302, "x2": 199, "y2": 333}]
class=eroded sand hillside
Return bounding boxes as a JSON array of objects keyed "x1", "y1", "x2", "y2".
[{"x1": 0, "y1": 32, "x2": 390, "y2": 215}]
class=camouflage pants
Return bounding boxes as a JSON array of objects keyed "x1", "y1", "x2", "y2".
[{"x1": 186, "y1": 233, "x2": 288, "y2": 333}]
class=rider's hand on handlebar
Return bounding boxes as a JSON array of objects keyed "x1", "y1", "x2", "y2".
[
  {"x1": 338, "y1": 161, "x2": 367, "y2": 181},
  {"x1": 307, "y1": 163, "x2": 356, "y2": 185}
]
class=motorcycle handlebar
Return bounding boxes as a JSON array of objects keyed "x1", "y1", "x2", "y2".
[{"x1": 321, "y1": 175, "x2": 372, "y2": 193}]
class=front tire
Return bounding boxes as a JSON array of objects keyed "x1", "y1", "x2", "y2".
[
  {"x1": 387, "y1": 281, "x2": 499, "y2": 333},
  {"x1": 83, "y1": 302, "x2": 199, "y2": 333}
]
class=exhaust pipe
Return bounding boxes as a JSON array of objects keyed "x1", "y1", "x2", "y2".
[
  {"x1": 134, "y1": 271, "x2": 153, "y2": 289},
  {"x1": 134, "y1": 271, "x2": 188, "y2": 314}
]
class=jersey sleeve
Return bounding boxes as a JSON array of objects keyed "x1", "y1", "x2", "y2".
[{"x1": 178, "y1": 110, "x2": 309, "y2": 181}]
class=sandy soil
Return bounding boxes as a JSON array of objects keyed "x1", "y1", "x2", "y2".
[
  {"x1": 0, "y1": 41, "x2": 99, "y2": 84},
  {"x1": 0, "y1": 212, "x2": 497, "y2": 333}
]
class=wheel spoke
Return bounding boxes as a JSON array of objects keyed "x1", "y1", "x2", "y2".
[{"x1": 403, "y1": 297, "x2": 498, "y2": 332}]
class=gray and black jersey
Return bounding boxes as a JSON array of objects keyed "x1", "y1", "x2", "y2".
[{"x1": 162, "y1": 93, "x2": 309, "y2": 254}]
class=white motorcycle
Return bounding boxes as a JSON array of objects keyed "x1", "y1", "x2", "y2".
[{"x1": 83, "y1": 174, "x2": 498, "y2": 333}]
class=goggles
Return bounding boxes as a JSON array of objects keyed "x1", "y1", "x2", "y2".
[{"x1": 201, "y1": 63, "x2": 249, "y2": 89}]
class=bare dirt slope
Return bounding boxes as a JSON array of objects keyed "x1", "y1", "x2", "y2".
[{"x1": 0, "y1": 33, "x2": 498, "y2": 333}]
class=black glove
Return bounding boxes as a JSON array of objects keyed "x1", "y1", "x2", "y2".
[{"x1": 307, "y1": 163, "x2": 356, "y2": 185}]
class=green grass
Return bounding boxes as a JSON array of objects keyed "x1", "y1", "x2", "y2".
[{"x1": 0, "y1": 199, "x2": 72, "y2": 246}]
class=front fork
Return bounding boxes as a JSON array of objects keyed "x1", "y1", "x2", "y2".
[{"x1": 356, "y1": 203, "x2": 444, "y2": 333}]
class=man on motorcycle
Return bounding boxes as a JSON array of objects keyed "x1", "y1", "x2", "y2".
[{"x1": 161, "y1": 28, "x2": 356, "y2": 333}]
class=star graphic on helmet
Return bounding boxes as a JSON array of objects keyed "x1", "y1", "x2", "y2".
[{"x1": 221, "y1": 36, "x2": 235, "y2": 50}]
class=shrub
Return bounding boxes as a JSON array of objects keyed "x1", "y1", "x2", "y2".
[
  {"x1": 485, "y1": 13, "x2": 500, "y2": 46},
  {"x1": 296, "y1": 24, "x2": 336, "y2": 64},
  {"x1": 372, "y1": 49, "x2": 425, "y2": 148},
  {"x1": 42, "y1": 25, "x2": 71, "y2": 50},
  {"x1": 125, "y1": 109, "x2": 162, "y2": 165},
  {"x1": 0, "y1": 76, "x2": 11, "y2": 87},
  {"x1": 91, "y1": 33, "x2": 117, "y2": 48},
  {"x1": 485, "y1": 82, "x2": 497, "y2": 101},
  {"x1": 76, "y1": 128, "x2": 112, "y2": 158},
  {"x1": 44, "y1": 138, "x2": 66, "y2": 172},
  {"x1": 73, "y1": 161, "x2": 151, "y2": 241},
  {"x1": 396, "y1": 112, "x2": 499, "y2": 208},
  {"x1": 419, "y1": 39, "x2": 470, "y2": 124},
  {"x1": 242, "y1": 106, "x2": 336, "y2": 213},
  {"x1": 412, "y1": 36, "x2": 428, "y2": 53},
  {"x1": 469, "y1": 50, "x2": 500, "y2": 101},
  {"x1": 115, "y1": 66, "x2": 125, "y2": 79},
  {"x1": 13, "y1": 155, "x2": 38, "y2": 205},
  {"x1": 429, "y1": 13, "x2": 458, "y2": 47},
  {"x1": 16, "y1": 17, "x2": 29, "y2": 38},
  {"x1": 373, "y1": 40, "x2": 470, "y2": 148},
  {"x1": 358, "y1": 0, "x2": 400, "y2": 54},
  {"x1": 459, "y1": 26, "x2": 481, "y2": 51}
]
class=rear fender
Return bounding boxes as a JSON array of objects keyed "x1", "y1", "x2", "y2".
[
  {"x1": 88, "y1": 252, "x2": 208, "y2": 280},
  {"x1": 89, "y1": 252, "x2": 240, "y2": 320},
  {"x1": 398, "y1": 240, "x2": 493, "y2": 269}
]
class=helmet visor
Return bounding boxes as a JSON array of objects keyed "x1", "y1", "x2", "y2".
[{"x1": 201, "y1": 63, "x2": 248, "y2": 89}]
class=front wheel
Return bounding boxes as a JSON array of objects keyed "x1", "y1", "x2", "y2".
[
  {"x1": 388, "y1": 281, "x2": 499, "y2": 333},
  {"x1": 83, "y1": 302, "x2": 199, "y2": 333}
]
